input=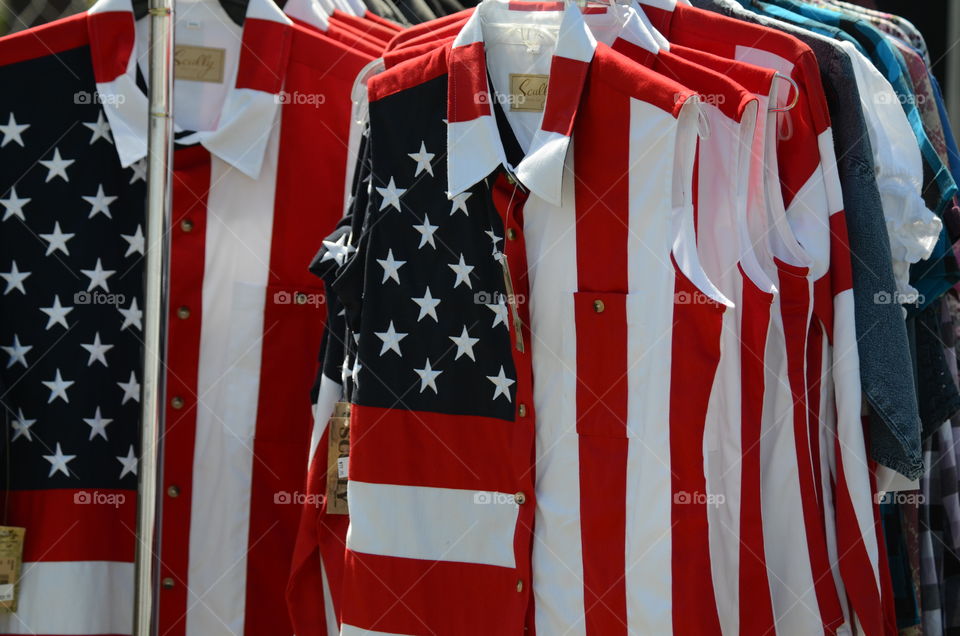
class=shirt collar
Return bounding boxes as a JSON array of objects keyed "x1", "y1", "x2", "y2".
[
  {"x1": 446, "y1": 1, "x2": 596, "y2": 206},
  {"x1": 87, "y1": 0, "x2": 292, "y2": 179}
]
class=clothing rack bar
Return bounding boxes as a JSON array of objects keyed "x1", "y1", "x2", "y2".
[{"x1": 133, "y1": 0, "x2": 175, "y2": 633}]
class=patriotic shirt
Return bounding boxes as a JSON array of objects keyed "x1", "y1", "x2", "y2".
[
  {"x1": 0, "y1": 0, "x2": 370, "y2": 633},
  {"x1": 313, "y1": 2, "x2": 752, "y2": 633}
]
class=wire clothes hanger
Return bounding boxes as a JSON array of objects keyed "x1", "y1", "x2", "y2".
[
  {"x1": 770, "y1": 72, "x2": 800, "y2": 112},
  {"x1": 132, "y1": 0, "x2": 249, "y2": 26}
]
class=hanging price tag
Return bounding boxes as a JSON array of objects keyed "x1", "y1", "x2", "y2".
[
  {"x1": 326, "y1": 402, "x2": 351, "y2": 515},
  {"x1": 0, "y1": 526, "x2": 25, "y2": 613}
]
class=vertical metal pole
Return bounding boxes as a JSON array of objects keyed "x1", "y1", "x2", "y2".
[{"x1": 134, "y1": 0, "x2": 174, "y2": 633}]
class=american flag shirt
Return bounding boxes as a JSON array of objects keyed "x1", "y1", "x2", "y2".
[
  {"x1": 0, "y1": 0, "x2": 371, "y2": 633},
  {"x1": 311, "y1": 2, "x2": 754, "y2": 633}
]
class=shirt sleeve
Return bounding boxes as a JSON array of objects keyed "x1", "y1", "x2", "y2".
[{"x1": 840, "y1": 41, "x2": 942, "y2": 303}]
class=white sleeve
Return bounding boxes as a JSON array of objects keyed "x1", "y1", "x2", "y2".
[{"x1": 840, "y1": 41, "x2": 941, "y2": 303}]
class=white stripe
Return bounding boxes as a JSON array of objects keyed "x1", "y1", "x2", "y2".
[
  {"x1": 525, "y1": 147, "x2": 586, "y2": 636},
  {"x1": 623, "y1": 97, "x2": 679, "y2": 635},
  {"x1": 185, "y1": 126, "x2": 281, "y2": 636},
  {"x1": 345, "y1": 482, "x2": 519, "y2": 567},
  {"x1": 831, "y1": 288, "x2": 879, "y2": 587},
  {"x1": 760, "y1": 296, "x2": 823, "y2": 633},
  {"x1": 321, "y1": 559, "x2": 340, "y2": 636},
  {"x1": 0, "y1": 561, "x2": 132, "y2": 634}
]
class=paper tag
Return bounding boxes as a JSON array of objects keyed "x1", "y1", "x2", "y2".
[
  {"x1": 325, "y1": 402, "x2": 351, "y2": 515},
  {"x1": 174, "y1": 45, "x2": 225, "y2": 83},
  {"x1": 509, "y1": 74, "x2": 549, "y2": 112},
  {"x1": 0, "y1": 527, "x2": 25, "y2": 613}
]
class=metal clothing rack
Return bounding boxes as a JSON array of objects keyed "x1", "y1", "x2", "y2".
[{"x1": 133, "y1": 0, "x2": 174, "y2": 632}]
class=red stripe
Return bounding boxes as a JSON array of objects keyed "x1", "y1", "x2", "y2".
[
  {"x1": 156, "y1": 145, "x2": 211, "y2": 636},
  {"x1": 384, "y1": 37, "x2": 452, "y2": 69},
  {"x1": 236, "y1": 18, "x2": 291, "y2": 93},
  {"x1": 574, "y1": 72, "x2": 629, "y2": 635},
  {"x1": 834, "y1": 434, "x2": 885, "y2": 636},
  {"x1": 542, "y1": 57, "x2": 589, "y2": 136},
  {"x1": 349, "y1": 405, "x2": 520, "y2": 491},
  {"x1": 0, "y1": 12, "x2": 88, "y2": 66},
  {"x1": 341, "y1": 551, "x2": 526, "y2": 634},
  {"x1": 0, "y1": 489, "x2": 134, "y2": 562},
  {"x1": 807, "y1": 322, "x2": 825, "y2": 512},
  {"x1": 775, "y1": 261, "x2": 846, "y2": 633},
  {"x1": 367, "y1": 44, "x2": 449, "y2": 103},
  {"x1": 669, "y1": 264, "x2": 724, "y2": 636},
  {"x1": 388, "y1": 20, "x2": 464, "y2": 53},
  {"x1": 250, "y1": 50, "x2": 365, "y2": 636},
  {"x1": 736, "y1": 269, "x2": 777, "y2": 634},
  {"x1": 384, "y1": 8, "x2": 473, "y2": 51},
  {"x1": 448, "y1": 41, "x2": 491, "y2": 122},
  {"x1": 330, "y1": 10, "x2": 395, "y2": 43},
  {"x1": 87, "y1": 10, "x2": 134, "y2": 83}
]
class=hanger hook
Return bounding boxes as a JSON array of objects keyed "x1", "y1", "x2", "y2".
[{"x1": 769, "y1": 72, "x2": 799, "y2": 113}]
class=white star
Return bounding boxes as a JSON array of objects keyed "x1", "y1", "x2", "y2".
[
  {"x1": 374, "y1": 321, "x2": 408, "y2": 357},
  {"x1": 0, "y1": 113, "x2": 28, "y2": 147},
  {"x1": 412, "y1": 286, "x2": 441, "y2": 322},
  {"x1": 38, "y1": 221, "x2": 74, "y2": 256},
  {"x1": 414, "y1": 358, "x2": 442, "y2": 394},
  {"x1": 42, "y1": 369, "x2": 74, "y2": 403},
  {"x1": 118, "y1": 371, "x2": 140, "y2": 404},
  {"x1": 377, "y1": 249, "x2": 406, "y2": 284},
  {"x1": 320, "y1": 232, "x2": 356, "y2": 266},
  {"x1": 450, "y1": 191, "x2": 472, "y2": 215},
  {"x1": 40, "y1": 295, "x2": 73, "y2": 330},
  {"x1": 487, "y1": 365, "x2": 515, "y2": 402},
  {"x1": 2, "y1": 334, "x2": 31, "y2": 368},
  {"x1": 376, "y1": 177, "x2": 406, "y2": 211},
  {"x1": 83, "y1": 407, "x2": 112, "y2": 441},
  {"x1": 118, "y1": 297, "x2": 142, "y2": 331},
  {"x1": 43, "y1": 443, "x2": 76, "y2": 478},
  {"x1": 120, "y1": 225, "x2": 144, "y2": 257},
  {"x1": 488, "y1": 298, "x2": 508, "y2": 329},
  {"x1": 11, "y1": 408, "x2": 35, "y2": 442},
  {"x1": 80, "y1": 332, "x2": 113, "y2": 367},
  {"x1": 39, "y1": 148, "x2": 74, "y2": 182},
  {"x1": 117, "y1": 371, "x2": 140, "y2": 404},
  {"x1": 448, "y1": 253, "x2": 475, "y2": 289},
  {"x1": 449, "y1": 326, "x2": 480, "y2": 361},
  {"x1": 1, "y1": 187, "x2": 30, "y2": 222},
  {"x1": 412, "y1": 214, "x2": 439, "y2": 249},
  {"x1": 82, "y1": 111, "x2": 113, "y2": 145},
  {"x1": 407, "y1": 141, "x2": 435, "y2": 177},
  {"x1": 80, "y1": 258, "x2": 116, "y2": 292},
  {"x1": 117, "y1": 445, "x2": 138, "y2": 478},
  {"x1": 128, "y1": 159, "x2": 146, "y2": 183},
  {"x1": 1, "y1": 261, "x2": 30, "y2": 295},
  {"x1": 82, "y1": 184, "x2": 118, "y2": 219},
  {"x1": 485, "y1": 229, "x2": 502, "y2": 250}
]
